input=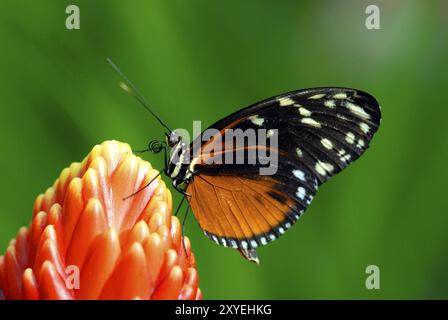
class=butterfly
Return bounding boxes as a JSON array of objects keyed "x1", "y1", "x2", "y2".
[{"x1": 108, "y1": 59, "x2": 381, "y2": 264}]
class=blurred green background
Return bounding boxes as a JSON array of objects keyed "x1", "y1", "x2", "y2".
[{"x1": 0, "y1": 0, "x2": 447, "y2": 299}]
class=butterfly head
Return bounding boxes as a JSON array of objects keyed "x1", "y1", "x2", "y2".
[{"x1": 166, "y1": 131, "x2": 182, "y2": 148}]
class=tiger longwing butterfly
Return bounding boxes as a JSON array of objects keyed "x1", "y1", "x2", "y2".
[{"x1": 108, "y1": 59, "x2": 381, "y2": 264}]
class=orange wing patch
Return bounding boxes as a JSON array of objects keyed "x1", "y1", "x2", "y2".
[{"x1": 186, "y1": 174, "x2": 301, "y2": 249}]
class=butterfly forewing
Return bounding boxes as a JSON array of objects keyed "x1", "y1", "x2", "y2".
[{"x1": 187, "y1": 87, "x2": 381, "y2": 250}]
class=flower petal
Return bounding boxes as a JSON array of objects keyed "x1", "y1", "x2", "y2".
[
  {"x1": 78, "y1": 228, "x2": 120, "y2": 299},
  {"x1": 66, "y1": 198, "x2": 107, "y2": 269},
  {"x1": 152, "y1": 265, "x2": 184, "y2": 300},
  {"x1": 100, "y1": 242, "x2": 151, "y2": 300},
  {"x1": 38, "y1": 261, "x2": 73, "y2": 300},
  {"x1": 22, "y1": 268, "x2": 40, "y2": 300}
]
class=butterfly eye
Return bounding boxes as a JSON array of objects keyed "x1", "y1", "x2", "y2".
[{"x1": 167, "y1": 131, "x2": 181, "y2": 147}]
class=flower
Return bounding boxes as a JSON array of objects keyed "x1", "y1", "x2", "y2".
[{"x1": 0, "y1": 140, "x2": 201, "y2": 300}]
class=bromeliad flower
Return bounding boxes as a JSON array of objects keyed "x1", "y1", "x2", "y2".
[{"x1": 0, "y1": 140, "x2": 201, "y2": 300}]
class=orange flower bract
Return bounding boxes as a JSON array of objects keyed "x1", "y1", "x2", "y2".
[{"x1": 0, "y1": 140, "x2": 201, "y2": 300}]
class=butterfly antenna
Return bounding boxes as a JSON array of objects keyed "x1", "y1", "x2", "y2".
[{"x1": 107, "y1": 58, "x2": 172, "y2": 133}]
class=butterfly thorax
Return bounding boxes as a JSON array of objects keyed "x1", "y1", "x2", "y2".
[{"x1": 166, "y1": 140, "x2": 195, "y2": 188}]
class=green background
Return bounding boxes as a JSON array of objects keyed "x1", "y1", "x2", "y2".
[{"x1": 0, "y1": 0, "x2": 447, "y2": 299}]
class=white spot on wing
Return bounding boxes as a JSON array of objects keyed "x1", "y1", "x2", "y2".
[
  {"x1": 324, "y1": 100, "x2": 336, "y2": 108},
  {"x1": 278, "y1": 97, "x2": 295, "y2": 106},
  {"x1": 345, "y1": 132, "x2": 355, "y2": 144},
  {"x1": 333, "y1": 92, "x2": 347, "y2": 99},
  {"x1": 293, "y1": 169, "x2": 306, "y2": 181},
  {"x1": 340, "y1": 154, "x2": 351, "y2": 162},
  {"x1": 296, "y1": 186, "x2": 306, "y2": 200},
  {"x1": 315, "y1": 161, "x2": 334, "y2": 176},
  {"x1": 346, "y1": 102, "x2": 370, "y2": 119},
  {"x1": 309, "y1": 93, "x2": 326, "y2": 99},
  {"x1": 296, "y1": 147, "x2": 303, "y2": 158},
  {"x1": 299, "y1": 107, "x2": 312, "y2": 116},
  {"x1": 248, "y1": 115, "x2": 264, "y2": 126},
  {"x1": 315, "y1": 162, "x2": 326, "y2": 176},
  {"x1": 301, "y1": 117, "x2": 321, "y2": 128},
  {"x1": 322, "y1": 162, "x2": 335, "y2": 173},
  {"x1": 357, "y1": 139, "x2": 365, "y2": 148},
  {"x1": 360, "y1": 122, "x2": 370, "y2": 134},
  {"x1": 266, "y1": 129, "x2": 275, "y2": 138},
  {"x1": 320, "y1": 138, "x2": 333, "y2": 150}
]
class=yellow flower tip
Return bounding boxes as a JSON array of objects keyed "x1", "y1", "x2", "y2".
[{"x1": 0, "y1": 140, "x2": 200, "y2": 300}]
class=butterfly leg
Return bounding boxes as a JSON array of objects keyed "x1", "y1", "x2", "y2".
[
  {"x1": 180, "y1": 195, "x2": 192, "y2": 258},
  {"x1": 173, "y1": 183, "x2": 191, "y2": 197},
  {"x1": 122, "y1": 170, "x2": 163, "y2": 200},
  {"x1": 174, "y1": 195, "x2": 186, "y2": 217}
]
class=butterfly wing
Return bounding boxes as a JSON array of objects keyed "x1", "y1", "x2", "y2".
[{"x1": 187, "y1": 87, "x2": 381, "y2": 250}]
